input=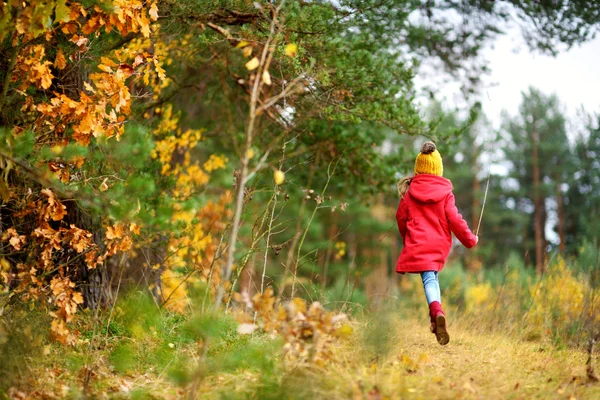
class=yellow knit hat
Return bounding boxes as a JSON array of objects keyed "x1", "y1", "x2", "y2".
[{"x1": 414, "y1": 141, "x2": 443, "y2": 176}]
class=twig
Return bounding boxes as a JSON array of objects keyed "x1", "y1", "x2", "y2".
[{"x1": 475, "y1": 170, "x2": 491, "y2": 236}]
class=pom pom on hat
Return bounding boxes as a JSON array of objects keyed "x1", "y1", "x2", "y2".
[
  {"x1": 420, "y1": 142, "x2": 436, "y2": 154},
  {"x1": 414, "y1": 141, "x2": 443, "y2": 176}
]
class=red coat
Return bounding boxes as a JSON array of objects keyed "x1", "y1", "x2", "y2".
[{"x1": 395, "y1": 174, "x2": 477, "y2": 273}]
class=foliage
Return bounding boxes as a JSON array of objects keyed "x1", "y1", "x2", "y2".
[{"x1": 1, "y1": 0, "x2": 600, "y2": 397}]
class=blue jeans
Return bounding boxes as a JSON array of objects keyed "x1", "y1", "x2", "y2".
[{"x1": 420, "y1": 271, "x2": 441, "y2": 305}]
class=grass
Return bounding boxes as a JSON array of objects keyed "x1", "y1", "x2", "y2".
[
  {"x1": 3, "y1": 304, "x2": 600, "y2": 399},
  {"x1": 324, "y1": 313, "x2": 600, "y2": 399},
  {"x1": 3, "y1": 255, "x2": 600, "y2": 400}
]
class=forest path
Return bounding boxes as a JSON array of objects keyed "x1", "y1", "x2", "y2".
[{"x1": 333, "y1": 315, "x2": 600, "y2": 400}]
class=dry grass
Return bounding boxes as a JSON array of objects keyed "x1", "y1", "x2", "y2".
[
  {"x1": 5, "y1": 316, "x2": 600, "y2": 399},
  {"x1": 311, "y1": 314, "x2": 600, "y2": 400}
]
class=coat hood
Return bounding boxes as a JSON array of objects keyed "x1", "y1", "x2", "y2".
[{"x1": 408, "y1": 174, "x2": 453, "y2": 203}]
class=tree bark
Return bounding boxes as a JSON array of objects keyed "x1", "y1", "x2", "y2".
[
  {"x1": 532, "y1": 125, "x2": 545, "y2": 273},
  {"x1": 557, "y1": 182, "x2": 566, "y2": 253}
]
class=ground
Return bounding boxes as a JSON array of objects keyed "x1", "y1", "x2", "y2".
[
  {"x1": 4, "y1": 312, "x2": 600, "y2": 399},
  {"x1": 336, "y1": 315, "x2": 600, "y2": 400}
]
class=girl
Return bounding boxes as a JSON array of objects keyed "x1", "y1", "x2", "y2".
[{"x1": 396, "y1": 142, "x2": 478, "y2": 345}]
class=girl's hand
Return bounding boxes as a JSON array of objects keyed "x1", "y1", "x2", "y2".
[{"x1": 475, "y1": 235, "x2": 479, "y2": 244}]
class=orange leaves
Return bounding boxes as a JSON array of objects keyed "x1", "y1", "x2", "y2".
[
  {"x1": 140, "y1": 11, "x2": 151, "y2": 38},
  {"x1": 15, "y1": 45, "x2": 54, "y2": 90},
  {"x1": 70, "y1": 34, "x2": 89, "y2": 48},
  {"x1": 35, "y1": 55, "x2": 140, "y2": 145},
  {"x1": 50, "y1": 276, "x2": 84, "y2": 345},
  {"x1": 104, "y1": 223, "x2": 138, "y2": 258},
  {"x1": 41, "y1": 188, "x2": 67, "y2": 222},
  {"x1": 50, "y1": 276, "x2": 83, "y2": 321},
  {"x1": 54, "y1": 49, "x2": 67, "y2": 70},
  {"x1": 106, "y1": 224, "x2": 125, "y2": 240},
  {"x1": 237, "y1": 292, "x2": 349, "y2": 365},
  {"x1": 5, "y1": 187, "x2": 144, "y2": 345},
  {"x1": 77, "y1": 0, "x2": 158, "y2": 39},
  {"x1": 3, "y1": 228, "x2": 27, "y2": 250},
  {"x1": 8, "y1": 0, "x2": 162, "y2": 148},
  {"x1": 1, "y1": 0, "x2": 164, "y2": 348},
  {"x1": 65, "y1": 225, "x2": 93, "y2": 253}
]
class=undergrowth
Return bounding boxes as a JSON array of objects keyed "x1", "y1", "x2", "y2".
[{"x1": 2, "y1": 253, "x2": 600, "y2": 399}]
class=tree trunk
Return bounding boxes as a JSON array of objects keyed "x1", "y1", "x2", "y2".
[
  {"x1": 556, "y1": 182, "x2": 566, "y2": 253},
  {"x1": 532, "y1": 125, "x2": 545, "y2": 273}
]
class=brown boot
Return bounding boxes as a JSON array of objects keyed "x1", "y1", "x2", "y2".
[{"x1": 434, "y1": 312, "x2": 450, "y2": 345}]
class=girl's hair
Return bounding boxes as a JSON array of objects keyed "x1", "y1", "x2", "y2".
[{"x1": 397, "y1": 176, "x2": 412, "y2": 199}]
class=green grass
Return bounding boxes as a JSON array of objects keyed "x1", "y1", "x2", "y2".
[{"x1": 2, "y1": 280, "x2": 600, "y2": 399}]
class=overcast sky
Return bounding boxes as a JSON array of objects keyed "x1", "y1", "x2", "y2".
[
  {"x1": 419, "y1": 27, "x2": 600, "y2": 134},
  {"x1": 481, "y1": 32, "x2": 600, "y2": 131}
]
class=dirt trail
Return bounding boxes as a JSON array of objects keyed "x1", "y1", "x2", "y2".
[{"x1": 340, "y1": 316, "x2": 600, "y2": 400}]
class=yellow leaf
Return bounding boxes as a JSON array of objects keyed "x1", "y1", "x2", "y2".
[
  {"x1": 236, "y1": 41, "x2": 249, "y2": 48},
  {"x1": 285, "y1": 43, "x2": 297, "y2": 58},
  {"x1": 149, "y1": 2, "x2": 159, "y2": 21},
  {"x1": 245, "y1": 57, "x2": 259, "y2": 71},
  {"x1": 154, "y1": 59, "x2": 166, "y2": 81},
  {"x1": 262, "y1": 70, "x2": 272, "y2": 85},
  {"x1": 140, "y1": 12, "x2": 150, "y2": 38},
  {"x1": 274, "y1": 170, "x2": 285, "y2": 185},
  {"x1": 243, "y1": 46, "x2": 253, "y2": 58},
  {"x1": 83, "y1": 81, "x2": 95, "y2": 93}
]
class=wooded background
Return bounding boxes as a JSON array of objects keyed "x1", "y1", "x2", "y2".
[{"x1": 0, "y1": 0, "x2": 599, "y2": 346}]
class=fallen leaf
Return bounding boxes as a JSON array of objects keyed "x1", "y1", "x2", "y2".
[{"x1": 245, "y1": 57, "x2": 259, "y2": 71}]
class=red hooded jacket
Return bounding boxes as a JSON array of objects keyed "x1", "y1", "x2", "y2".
[{"x1": 396, "y1": 174, "x2": 477, "y2": 273}]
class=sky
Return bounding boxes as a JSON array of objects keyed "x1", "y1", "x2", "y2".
[
  {"x1": 422, "y1": 26, "x2": 600, "y2": 133},
  {"x1": 481, "y1": 32, "x2": 600, "y2": 131}
]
